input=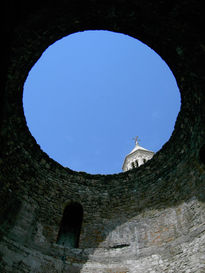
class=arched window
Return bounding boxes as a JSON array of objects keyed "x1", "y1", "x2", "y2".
[
  {"x1": 143, "y1": 159, "x2": 147, "y2": 164},
  {"x1": 57, "y1": 202, "x2": 83, "y2": 248},
  {"x1": 131, "y1": 162, "x2": 135, "y2": 169},
  {"x1": 135, "y1": 160, "x2": 139, "y2": 167}
]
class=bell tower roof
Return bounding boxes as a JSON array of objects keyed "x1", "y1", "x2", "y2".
[{"x1": 129, "y1": 136, "x2": 149, "y2": 155}]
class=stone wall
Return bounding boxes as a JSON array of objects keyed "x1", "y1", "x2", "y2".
[{"x1": 0, "y1": 0, "x2": 205, "y2": 272}]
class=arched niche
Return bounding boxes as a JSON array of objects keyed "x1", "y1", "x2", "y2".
[
  {"x1": 57, "y1": 202, "x2": 83, "y2": 248},
  {"x1": 135, "y1": 160, "x2": 139, "y2": 167}
]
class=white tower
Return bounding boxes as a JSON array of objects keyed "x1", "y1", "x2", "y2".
[{"x1": 122, "y1": 137, "x2": 154, "y2": 172}]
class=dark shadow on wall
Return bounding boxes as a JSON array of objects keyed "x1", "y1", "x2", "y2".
[
  {"x1": 0, "y1": 194, "x2": 22, "y2": 241},
  {"x1": 199, "y1": 144, "x2": 205, "y2": 165}
]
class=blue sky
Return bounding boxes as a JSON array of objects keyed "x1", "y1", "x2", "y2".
[{"x1": 23, "y1": 30, "x2": 180, "y2": 174}]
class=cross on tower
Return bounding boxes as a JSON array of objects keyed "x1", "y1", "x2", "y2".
[{"x1": 132, "y1": 136, "x2": 141, "y2": 145}]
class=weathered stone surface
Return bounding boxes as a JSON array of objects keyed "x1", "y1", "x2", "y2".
[{"x1": 0, "y1": 0, "x2": 205, "y2": 272}]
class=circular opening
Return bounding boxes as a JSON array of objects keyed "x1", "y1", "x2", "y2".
[{"x1": 23, "y1": 30, "x2": 180, "y2": 175}]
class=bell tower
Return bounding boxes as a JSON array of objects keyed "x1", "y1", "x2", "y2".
[{"x1": 122, "y1": 137, "x2": 154, "y2": 172}]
